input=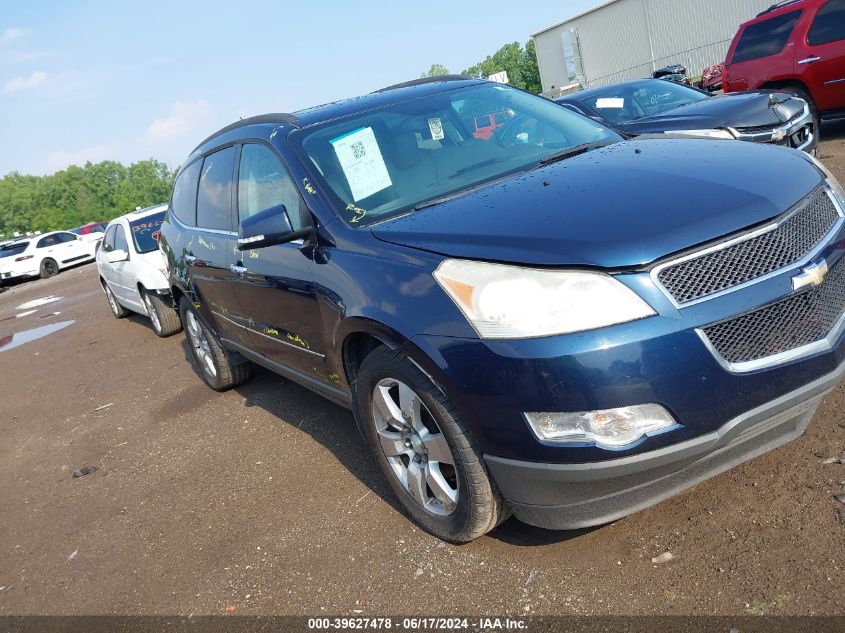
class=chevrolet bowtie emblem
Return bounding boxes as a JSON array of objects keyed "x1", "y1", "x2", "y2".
[
  {"x1": 771, "y1": 129, "x2": 787, "y2": 142},
  {"x1": 792, "y1": 260, "x2": 829, "y2": 292}
]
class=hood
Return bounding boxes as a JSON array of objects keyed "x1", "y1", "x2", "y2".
[
  {"x1": 618, "y1": 91, "x2": 805, "y2": 136},
  {"x1": 137, "y1": 249, "x2": 167, "y2": 271},
  {"x1": 370, "y1": 139, "x2": 823, "y2": 268}
]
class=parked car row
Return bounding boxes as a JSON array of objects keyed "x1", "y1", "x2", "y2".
[
  {"x1": 556, "y1": 78, "x2": 817, "y2": 154},
  {"x1": 2, "y1": 215, "x2": 137, "y2": 286},
  {"x1": 96, "y1": 203, "x2": 182, "y2": 337},
  {"x1": 96, "y1": 75, "x2": 845, "y2": 544},
  {"x1": 724, "y1": 0, "x2": 845, "y2": 125},
  {"x1": 0, "y1": 230, "x2": 98, "y2": 283},
  {"x1": 701, "y1": 62, "x2": 725, "y2": 92}
]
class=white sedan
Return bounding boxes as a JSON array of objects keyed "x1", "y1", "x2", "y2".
[
  {"x1": 96, "y1": 204, "x2": 181, "y2": 337},
  {"x1": 0, "y1": 231, "x2": 98, "y2": 283}
]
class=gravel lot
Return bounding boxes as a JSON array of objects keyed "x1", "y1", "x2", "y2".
[{"x1": 1, "y1": 128, "x2": 845, "y2": 619}]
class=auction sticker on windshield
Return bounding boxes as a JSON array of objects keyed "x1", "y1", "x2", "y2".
[
  {"x1": 596, "y1": 97, "x2": 625, "y2": 109},
  {"x1": 330, "y1": 127, "x2": 392, "y2": 202}
]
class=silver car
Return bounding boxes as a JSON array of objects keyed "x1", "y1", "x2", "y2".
[{"x1": 96, "y1": 204, "x2": 181, "y2": 337}]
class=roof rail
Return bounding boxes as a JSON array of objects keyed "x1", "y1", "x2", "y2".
[
  {"x1": 756, "y1": 0, "x2": 804, "y2": 17},
  {"x1": 190, "y1": 113, "x2": 299, "y2": 155},
  {"x1": 372, "y1": 74, "x2": 473, "y2": 94}
]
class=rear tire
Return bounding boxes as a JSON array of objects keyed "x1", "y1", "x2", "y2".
[
  {"x1": 103, "y1": 282, "x2": 128, "y2": 318},
  {"x1": 142, "y1": 289, "x2": 182, "y2": 337},
  {"x1": 179, "y1": 297, "x2": 251, "y2": 391},
  {"x1": 786, "y1": 85, "x2": 820, "y2": 133},
  {"x1": 40, "y1": 258, "x2": 59, "y2": 279},
  {"x1": 354, "y1": 346, "x2": 509, "y2": 543}
]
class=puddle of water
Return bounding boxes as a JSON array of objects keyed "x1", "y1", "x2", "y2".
[
  {"x1": 17, "y1": 296, "x2": 63, "y2": 311},
  {"x1": 0, "y1": 320, "x2": 75, "y2": 352}
]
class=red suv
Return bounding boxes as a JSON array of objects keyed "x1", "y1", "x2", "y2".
[{"x1": 724, "y1": 0, "x2": 845, "y2": 122}]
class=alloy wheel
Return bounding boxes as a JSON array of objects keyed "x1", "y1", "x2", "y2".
[
  {"x1": 185, "y1": 310, "x2": 217, "y2": 378},
  {"x1": 371, "y1": 378, "x2": 458, "y2": 516},
  {"x1": 144, "y1": 293, "x2": 162, "y2": 333},
  {"x1": 106, "y1": 286, "x2": 120, "y2": 316}
]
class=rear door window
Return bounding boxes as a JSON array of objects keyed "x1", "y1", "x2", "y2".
[
  {"x1": 171, "y1": 160, "x2": 201, "y2": 226},
  {"x1": 36, "y1": 235, "x2": 59, "y2": 248},
  {"x1": 808, "y1": 0, "x2": 845, "y2": 46},
  {"x1": 731, "y1": 11, "x2": 801, "y2": 63},
  {"x1": 197, "y1": 146, "x2": 236, "y2": 231}
]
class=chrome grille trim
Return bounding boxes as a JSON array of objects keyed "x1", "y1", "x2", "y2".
[
  {"x1": 651, "y1": 187, "x2": 844, "y2": 308},
  {"x1": 695, "y1": 260, "x2": 845, "y2": 373}
]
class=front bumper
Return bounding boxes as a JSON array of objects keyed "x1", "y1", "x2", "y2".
[
  {"x1": 485, "y1": 356, "x2": 844, "y2": 529},
  {"x1": 730, "y1": 106, "x2": 817, "y2": 154}
]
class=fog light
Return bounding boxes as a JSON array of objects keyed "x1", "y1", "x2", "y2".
[{"x1": 525, "y1": 404, "x2": 677, "y2": 448}]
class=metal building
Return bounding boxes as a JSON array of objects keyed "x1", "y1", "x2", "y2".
[{"x1": 532, "y1": 0, "x2": 776, "y2": 97}]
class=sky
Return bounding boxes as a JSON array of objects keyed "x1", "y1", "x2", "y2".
[{"x1": 0, "y1": 0, "x2": 597, "y2": 177}]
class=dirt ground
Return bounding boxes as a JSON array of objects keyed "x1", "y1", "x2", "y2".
[{"x1": 1, "y1": 128, "x2": 845, "y2": 619}]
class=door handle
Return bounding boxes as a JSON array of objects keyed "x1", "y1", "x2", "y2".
[
  {"x1": 184, "y1": 254, "x2": 196, "y2": 264},
  {"x1": 229, "y1": 264, "x2": 248, "y2": 277},
  {"x1": 798, "y1": 56, "x2": 821, "y2": 65}
]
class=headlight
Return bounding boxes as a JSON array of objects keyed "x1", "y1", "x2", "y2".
[
  {"x1": 808, "y1": 153, "x2": 845, "y2": 203},
  {"x1": 665, "y1": 129, "x2": 735, "y2": 140},
  {"x1": 433, "y1": 259, "x2": 655, "y2": 339},
  {"x1": 525, "y1": 404, "x2": 677, "y2": 448}
]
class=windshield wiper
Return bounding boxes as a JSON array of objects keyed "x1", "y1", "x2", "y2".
[
  {"x1": 413, "y1": 169, "x2": 523, "y2": 212},
  {"x1": 537, "y1": 141, "x2": 615, "y2": 166},
  {"x1": 412, "y1": 141, "x2": 615, "y2": 212}
]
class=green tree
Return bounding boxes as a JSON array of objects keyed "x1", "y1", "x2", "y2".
[
  {"x1": 0, "y1": 158, "x2": 175, "y2": 237},
  {"x1": 521, "y1": 39, "x2": 542, "y2": 94},
  {"x1": 461, "y1": 40, "x2": 542, "y2": 94},
  {"x1": 421, "y1": 63, "x2": 451, "y2": 78}
]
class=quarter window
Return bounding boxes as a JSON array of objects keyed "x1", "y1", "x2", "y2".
[
  {"x1": 171, "y1": 160, "x2": 201, "y2": 226},
  {"x1": 808, "y1": 0, "x2": 845, "y2": 46},
  {"x1": 731, "y1": 11, "x2": 801, "y2": 63},
  {"x1": 197, "y1": 146, "x2": 236, "y2": 231},
  {"x1": 102, "y1": 226, "x2": 116, "y2": 252},
  {"x1": 237, "y1": 143, "x2": 304, "y2": 230},
  {"x1": 114, "y1": 225, "x2": 129, "y2": 253}
]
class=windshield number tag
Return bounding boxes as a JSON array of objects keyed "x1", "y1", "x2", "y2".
[
  {"x1": 596, "y1": 98, "x2": 625, "y2": 109},
  {"x1": 330, "y1": 126, "x2": 392, "y2": 202}
]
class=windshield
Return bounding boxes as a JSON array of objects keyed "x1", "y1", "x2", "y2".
[
  {"x1": 0, "y1": 242, "x2": 28, "y2": 257},
  {"x1": 129, "y1": 212, "x2": 165, "y2": 253},
  {"x1": 576, "y1": 81, "x2": 709, "y2": 125},
  {"x1": 292, "y1": 83, "x2": 621, "y2": 226}
]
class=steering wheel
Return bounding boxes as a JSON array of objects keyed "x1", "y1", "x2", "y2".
[{"x1": 494, "y1": 113, "x2": 548, "y2": 149}]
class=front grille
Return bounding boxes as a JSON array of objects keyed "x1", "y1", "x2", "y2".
[
  {"x1": 734, "y1": 123, "x2": 781, "y2": 134},
  {"x1": 656, "y1": 188, "x2": 838, "y2": 304},
  {"x1": 701, "y1": 257, "x2": 845, "y2": 366}
]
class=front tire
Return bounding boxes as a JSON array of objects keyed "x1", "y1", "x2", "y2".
[
  {"x1": 179, "y1": 297, "x2": 251, "y2": 391},
  {"x1": 142, "y1": 289, "x2": 182, "y2": 337},
  {"x1": 40, "y1": 258, "x2": 59, "y2": 279},
  {"x1": 355, "y1": 346, "x2": 509, "y2": 543}
]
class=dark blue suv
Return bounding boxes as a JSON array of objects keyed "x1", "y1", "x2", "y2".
[{"x1": 161, "y1": 77, "x2": 845, "y2": 542}]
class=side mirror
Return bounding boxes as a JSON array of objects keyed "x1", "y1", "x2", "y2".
[
  {"x1": 238, "y1": 204, "x2": 310, "y2": 250},
  {"x1": 106, "y1": 249, "x2": 129, "y2": 264}
]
